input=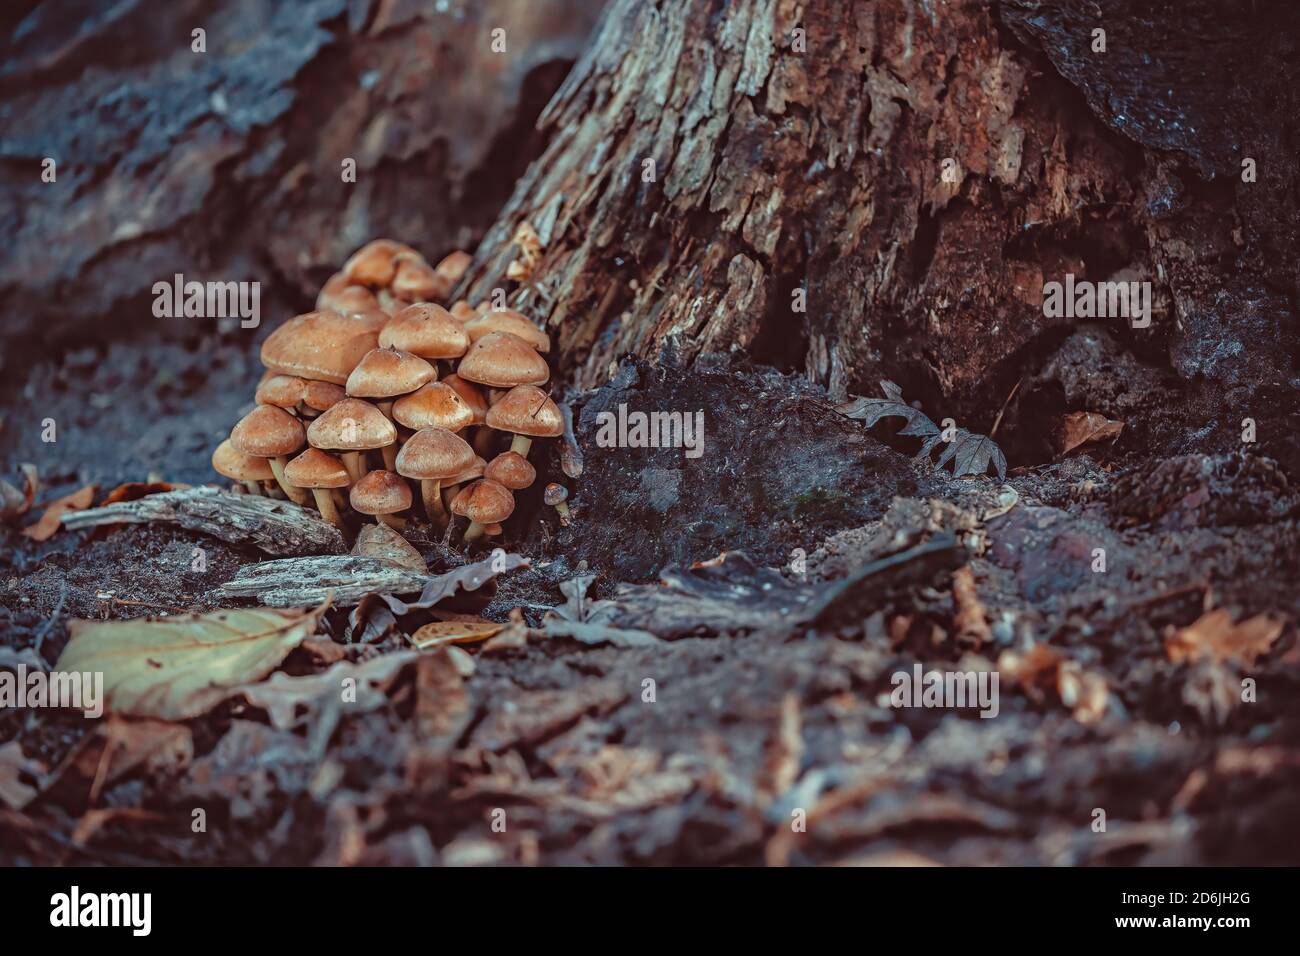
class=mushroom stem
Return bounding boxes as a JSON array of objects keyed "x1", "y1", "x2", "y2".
[
  {"x1": 463, "y1": 520, "x2": 486, "y2": 541},
  {"x1": 269, "y1": 456, "x2": 311, "y2": 506},
  {"x1": 381, "y1": 443, "x2": 399, "y2": 471},
  {"x1": 509, "y1": 434, "x2": 533, "y2": 459},
  {"x1": 340, "y1": 452, "x2": 365, "y2": 484},
  {"x1": 243, "y1": 481, "x2": 262, "y2": 496},
  {"x1": 376, "y1": 513, "x2": 406, "y2": 530},
  {"x1": 421, "y1": 478, "x2": 446, "y2": 525},
  {"x1": 311, "y1": 488, "x2": 346, "y2": 532},
  {"x1": 332, "y1": 489, "x2": 348, "y2": 512},
  {"x1": 554, "y1": 501, "x2": 572, "y2": 526},
  {"x1": 441, "y1": 481, "x2": 461, "y2": 513}
]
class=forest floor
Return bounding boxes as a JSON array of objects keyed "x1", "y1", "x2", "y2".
[{"x1": 2, "y1": 322, "x2": 1299, "y2": 866}]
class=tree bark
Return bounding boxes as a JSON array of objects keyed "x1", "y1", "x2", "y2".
[{"x1": 458, "y1": 0, "x2": 1299, "y2": 432}]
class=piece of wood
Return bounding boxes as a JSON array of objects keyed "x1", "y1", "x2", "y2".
[
  {"x1": 219, "y1": 556, "x2": 429, "y2": 607},
  {"x1": 60, "y1": 487, "x2": 345, "y2": 556}
]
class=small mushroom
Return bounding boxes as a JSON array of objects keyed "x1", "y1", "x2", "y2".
[
  {"x1": 306, "y1": 397, "x2": 397, "y2": 483},
  {"x1": 394, "y1": 427, "x2": 475, "y2": 526},
  {"x1": 379, "y1": 303, "x2": 469, "y2": 361},
  {"x1": 212, "y1": 438, "x2": 274, "y2": 495},
  {"x1": 440, "y1": 454, "x2": 485, "y2": 512},
  {"x1": 317, "y1": 272, "x2": 380, "y2": 315},
  {"x1": 462, "y1": 309, "x2": 550, "y2": 352},
  {"x1": 284, "y1": 448, "x2": 350, "y2": 531},
  {"x1": 484, "y1": 451, "x2": 536, "y2": 490},
  {"x1": 448, "y1": 301, "x2": 479, "y2": 323},
  {"x1": 455, "y1": 331, "x2": 549, "y2": 389},
  {"x1": 261, "y1": 310, "x2": 380, "y2": 386},
  {"x1": 229, "y1": 405, "x2": 309, "y2": 505},
  {"x1": 255, "y1": 375, "x2": 346, "y2": 418},
  {"x1": 442, "y1": 372, "x2": 492, "y2": 454},
  {"x1": 484, "y1": 384, "x2": 563, "y2": 459},
  {"x1": 350, "y1": 469, "x2": 412, "y2": 529},
  {"x1": 391, "y1": 252, "x2": 441, "y2": 302},
  {"x1": 391, "y1": 382, "x2": 475, "y2": 434},
  {"x1": 450, "y1": 479, "x2": 515, "y2": 541},
  {"x1": 343, "y1": 239, "x2": 413, "y2": 288},
  {"x1": 544, "y1": 482, "x2": 572, "y2": 526},
  {"x1": 434, "y1": 250, "x2": 472, "y2": 286}
]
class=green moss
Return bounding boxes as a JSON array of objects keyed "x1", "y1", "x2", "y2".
[{"x1": 791, "y1": 487, "x2": 853, "y2": 522}]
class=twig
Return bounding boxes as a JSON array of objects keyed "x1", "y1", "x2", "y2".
[{"x1": 989, "y1": 378, "x2": 1023, "y2": 438}]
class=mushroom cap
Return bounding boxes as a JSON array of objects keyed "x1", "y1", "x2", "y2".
[
  {"x1": 395, "y1": 427, "x2": 476, "y2": 480},
  {"x1": 284, "y1": 448, "x2": 350, "y2": 489},
  {"x1": 316, "y1": 272, "x2": 381, "y2": 314},
  {"x1": 230, "y1": 405, "x2": 306, "y2": 458},
  {"x1": 456, "y1": 331, "x2": 549, "y2": 388},
  {"x1": 379, "y1": 304, "x2": 469, "y2": 359},
  {"x1": 543, "y1": 482, "x2": 569, "y2": 506},
  {"x1": 441, "y1": 374, "x2": 489, "y2": 425},
  {"x1": 485, "y1": 385, "x2": 564, "y2": 437},
  {"x1": 307, "y1": 398, "x2": 397, "y2": 451},
  {"x1": 448, "y1": 301, "x2": 478, "y2": 323},
  {"x1": 435, "y1": 250, "x2": 472, "y2": 283},
  {"x1": 255, "y1": 374, "x2": 307, "y2": 409},
  {"x1": 464, "y1": 309, "x2": 550, "y2": 352},
  {"x1": 301, "y1": 379, "x2": 348, "y2": 412},
  {"x1": 391, "y1": 253, "x2": 447, "y2": 302},
  {"x1": 212, "y1": 439, "x2": 275, "y2": 482},
  {"x1": 450, "y1": 479, "x2": 515, "y2": 524},
  {"x1": 345, "y1": 347, "x2": 436, "y2": 399},
  {"x1": 484, "y1": 451, "x2": 537, "y2": 490},
  {"x1": 448, "y1": 455, "x2": 486, "y2": 485},
  {"x1": 343, "y1": 239, "x2": 413, "y2": 288},
  {"x1": 350, "y1": 470, "x2": 412, "y2": 515},
  {"x1": 261, "y1": 310, "x2": 380, "y2": 385},
  {"x1": 391, "y1": 381, "x2": 475, "y2": 432},
  {"x1": 346, "y1": 308, "x2": 394, "y2": 332}
]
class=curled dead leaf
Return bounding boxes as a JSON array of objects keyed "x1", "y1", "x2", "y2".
[
  {"x1": 1165, "y1": 608, "x2": 1286, "y2": 665},
  {"x1": 22, "y1": 484, "x2": 97, "y2": 541},
  {"x1": 1057, "y1": 410, "x2": 1123, "y2": 457}
]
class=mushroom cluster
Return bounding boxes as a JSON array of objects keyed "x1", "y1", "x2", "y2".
[{"x1": 211, "y1": 240, "x2": 563, "y2": 544}]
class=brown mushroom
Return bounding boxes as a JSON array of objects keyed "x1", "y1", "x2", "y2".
[
  {"x1": 229, "y1": 405, "x2": 309, "y2": 505},
  {"x1": 463, "y1": 309, "x2": 550, "y2": 352},
  {"x1": 255, "y1": 375, "x2": 346, "y2": 417},
  {"x1": 442, "y1": 372, "x2": 493, "y2": 455},
  {"x1": 306, "y1": 398, "x2": 397, "y2": 483},
  {"x1": 378, "y1": 304, "x2": 469, "y2": 360},
  {"x1": 484, "y1": 451, "x2": 536, "y2": 490},
  {"x1": 455, "y1": 331, "x2": 549, "y2": 388},
  {"x1": 261, "y1": 310, "x2": 379, "y2": 386},
  {"x1": 350, "y1": 469, "x2": 412, "y2": 530},
  {"x1": 284, "y1": 448, "x2": 350, "y2": 531},
  {"x1": 450, "y1": 479, "x2": 514, "y2": 541},
  {"x1": 343, "y1": 239, "x2": 413, "y2": 288},
  {"x1": 484, "y1": 384, "x2": 563, "y2": 459},
  {"x1": 391, "y1": 382, "x2": 475, "y2": 434},
  {"x1": 391, "y1": 252, "x2": 441, "y2": 302},
  {"x1": 448, "y1": 301, "x2": 478, "y2": 323},
  {"x1": 440, "y1": 454, "x2": 485, "y2": 512},
  {"x1": 395, "y1": 427, "x2": 475, "y2": 525},
  {"x1": 212, "y1": 438, "x2": 274, "y2": 495},
  {"x1": 345, "y1": 347, "x2": 436, "y2": 467},
  {"x1": 544, "y1": 482, "x2": 572, "y2": 526},
  {"x1": 317, "y1": 272, "x2": 381, "y2": 315},
  {"x1": 434, "y1": 250, "x2": 472, "y2": 286}
]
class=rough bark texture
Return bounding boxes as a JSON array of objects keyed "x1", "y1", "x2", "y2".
[
  {"x1": 62, "y1": 487, "x2": 347, "y2": 556},
  {"x1": 219, "y1": 555, "x2": 428, "y2": 606},
  {"x1": 0, "y1": 0, "x2": 604, "y2": 373},
  {"x1": 459, "y1": 0, "x2": 1299, "y2": 442}
]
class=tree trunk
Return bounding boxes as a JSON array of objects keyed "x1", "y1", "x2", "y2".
[{"x1": 458, "y1": 0, "x2": 1300, "y2": 448}]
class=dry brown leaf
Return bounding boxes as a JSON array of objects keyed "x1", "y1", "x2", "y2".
[
  {"x1": 1165, "y1": 608, "x2": 1286, "y2": 665},
  {"x1": 0, "y1": 741, "x2": 46, "y2": 810},
  {"x1": 352, "y1": 521, "x2": 426, "y2": 572},
  {"x1": 22, "y1": 484, "x2": 97, "y2": 541},
  {"x1": 239, "y1": 650, "x2": 419, "y2": 730},
  {"x1": 1058, "y1": 410, "x2": 1124, "y2": 456},
  {"x1": 56, "y1": 604, "x2": 327, "y2": 720},
  {"x1": 44, "y1": 717, "x2": 192, "y2": 807},
  {"x1": 100, "y1": 481, "x2": 182, "y2": 505},
  {"x1": 409, "y1": 619, "x2": 503, "y2": 649},
  {"x1": 71, "y1": 807, "x2": 168, "y2": 847},
  {"x1": 997, "y1": 643, "x2": 1109, "y2": 724},
  {"x1": 952, "y1": 565, "x2": 991, "y2": 647}
]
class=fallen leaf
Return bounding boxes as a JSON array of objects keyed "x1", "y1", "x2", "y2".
[
  {"x1": 238, "y1": 651, "x2": 419, "y2": 730},
  {"x1": 0, "y1": 741, "x2": 45, "y2": 810},
  {"x1": 55, "y1": 604, "x2": 327, "y2": 720},
  {"x1": 44, "y1": 717, "x2": 193, "y2": 808},
  {"x1": 935, "y1": 429, "x2": 1007, "y2": 481},
  {"x1": 409, "y1": 619, "x2": 503, "y2": 649},
  {"x1": 951, "y1": 565, "x2": 991, "y2": 647},
  {"x1": 1058, "y1": 410, "x2": 1124, "y2": 456},
  {"x1": 0, "y1": 464, "x2": 38, "y2": 523},
  {"x1": 22, "y1": 485, "x2": 97, "y2": 541},
  {"x1": 1165, "y1": 609, "x2": 1286, "y2": 665},
  {"x1": 71, "y1": 808, "x2": 167, "y2": 847},
  {"x1": 837, "y1": 380, "x2": 942, "y2": 455},
  {"x1": 100, "y1": 481, "x2": 181, "y2": 505},
  {"x1": 352, "y1": 522, "x2": 427, "y2": 572}
]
